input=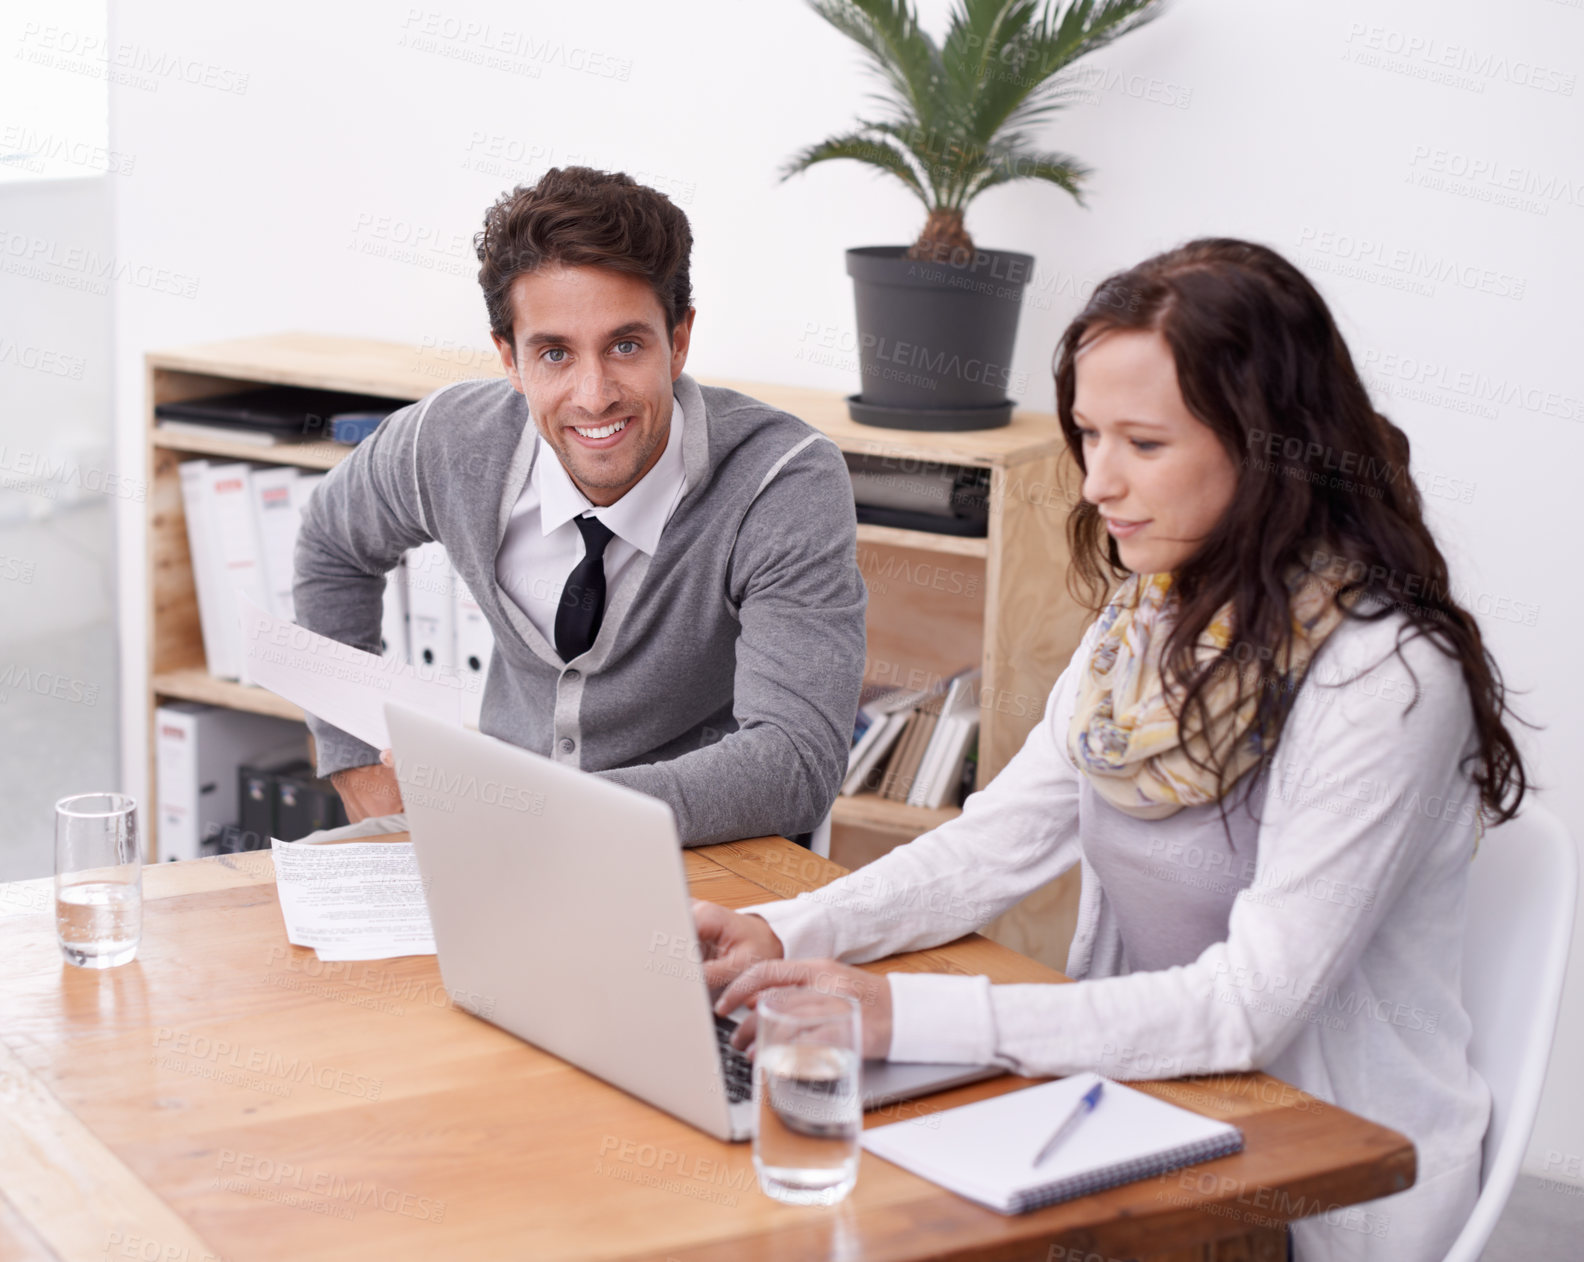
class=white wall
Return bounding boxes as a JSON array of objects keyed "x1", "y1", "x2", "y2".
[
  {"x1": 109, "y1": 0, "x2": 1583, "y2": 1174},
  {"x1": 0, "y1": 167, "x2": 117, "y2": 879}
]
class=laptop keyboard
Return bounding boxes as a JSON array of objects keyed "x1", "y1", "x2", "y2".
[{"x1": 714, "y1": 1014, "x2": 754, "y2": 1104}]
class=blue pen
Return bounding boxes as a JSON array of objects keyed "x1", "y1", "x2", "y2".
[{"x1": 1032, "y1": 1079, "x2": 1105, "y2": 1166}]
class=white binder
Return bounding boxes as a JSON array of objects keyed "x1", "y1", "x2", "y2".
[
  {"x1": 405, "y1": 541, "x2": 455, "y2": 671},
  {"x1": 178, "y1": 459, "x2": 232, "y2": 678},
  {"x1": 290, "y1": 471, "x2": 326, "y2": 518},
  {"x1": 380, "y1": 554, "x2": 410, "y2": 664},
  {"x1": 154, "y1": 701, "x2": 305, "y2": 862},
  {"x1": 206, "y1": 462, "x2": 273, "y2": 685},
  {"x1": 250, "y1": 464, "x2": 300, "y2": 621}
]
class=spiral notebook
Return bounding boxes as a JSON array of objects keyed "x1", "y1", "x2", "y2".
[{"x1": 860, "y1": 1072, "x2": 1244, "y2": 1215}]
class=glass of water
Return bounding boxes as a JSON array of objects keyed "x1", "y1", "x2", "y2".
[
  {"x1": 752, "y1": 987, "x2": 862, "y2": 1206},
  {"x1": 55, "y1": 793, "x2": 142, "y2": 969}
]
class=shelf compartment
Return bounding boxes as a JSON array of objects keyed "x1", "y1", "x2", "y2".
[
  {"x1": 147, "y1": 331, "x2": 495, "y2": 399},
  {"x1": 854, "y1": 523, "x2": 987, "y2": 558},
  {"x1": 152, "y1": 668, "x2": 306, "y2": 722},
  {"x1": 699, "y1": 376, "x2": 1065, "y2": 469},
  {"x1": 152, "y1": 428, "x2": 351, "y2": 471},
  {"x1": 831, "y1": 795, "x2": 961, "y2": 836}
]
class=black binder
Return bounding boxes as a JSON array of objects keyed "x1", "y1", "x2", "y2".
[{"x1": 273, "y1": 762, "x2": 349, "y2": 841}]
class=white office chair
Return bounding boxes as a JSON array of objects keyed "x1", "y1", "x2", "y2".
[{"x1": 1442, "y1": 800, "x2": 1577, "y2": 1262}]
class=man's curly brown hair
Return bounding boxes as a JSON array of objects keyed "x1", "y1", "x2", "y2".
[{"x1": 474, "y1": 166, "x2": 693, "y2": 355}]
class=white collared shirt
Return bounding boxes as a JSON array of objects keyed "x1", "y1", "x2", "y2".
[
  {"x1": 494, "y1": 394, "x2": 689, "y2": 651},
  {"x1": 748, "y1": 601, "x2": 1488, "y2": 1262}
]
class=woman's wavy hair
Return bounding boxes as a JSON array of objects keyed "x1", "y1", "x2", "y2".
[{"x1": 1054, "y1": 238, "x2": 1530, "y2": 829}]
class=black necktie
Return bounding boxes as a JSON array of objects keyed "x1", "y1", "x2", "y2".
[{"x1": 554, "y1": 514, "x2": 616, "y2": 661}]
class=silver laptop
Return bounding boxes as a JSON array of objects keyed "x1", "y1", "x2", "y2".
[{"x1": 383, "y1": 701, "x2": 1001, "y2": 1142}]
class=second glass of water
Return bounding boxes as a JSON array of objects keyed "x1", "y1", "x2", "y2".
[
  {"x1": 752, "y1": 987, "x2": 862, "y2": 1206},
  {"x1": 55, "y1": 793, "x2": 142, "y2": 969}
]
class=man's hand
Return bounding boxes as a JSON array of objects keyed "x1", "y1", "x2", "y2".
[
  {"x1": 329, "y1": 750, "x2": 405, "y2": 823},
  {"x1": 713, "y1": 958, "x2": 893, "y2": 1061},
  {"x1": 692, "y1": 900, "x2": 785, "y2": 993}
]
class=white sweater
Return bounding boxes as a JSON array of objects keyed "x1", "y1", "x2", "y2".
[{"x1": 750, "y1": 603, "x2": 1490, "y2": 1262}]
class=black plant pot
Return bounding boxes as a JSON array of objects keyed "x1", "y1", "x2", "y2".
[{"x1": 844, "y1": 245, "x2": 1035, "y2": 431}]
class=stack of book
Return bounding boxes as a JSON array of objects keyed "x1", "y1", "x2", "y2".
[
  {"x1": 176, "y1": 459, "x2": 493, "y2": 726},
  {"x1": 156, "y1": 385, "x2": 407, "y2": 448},
  {"x1": 841, "y1": 669, "x2": 981, "y2": 809}
]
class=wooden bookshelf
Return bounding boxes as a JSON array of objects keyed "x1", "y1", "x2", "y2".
[
  {"x1": 145, "y1": 332, "x2": 1092, "y2": 966},
  {"x1": 151, "y1": 429, "x2": 348, "y2": 470},
  {"x1": 829, "y1": 795, "x2": 961, "y2": 837},
  {"x1": 149, "y1": 667, "x2": 306, "y2": 722},
  {"x1": 852, "y1": 523, "x2": 988, "y2": 558}
]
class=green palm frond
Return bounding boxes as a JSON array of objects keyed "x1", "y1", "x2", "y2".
[
  {"x1": 965, "y1": 143, "x2": 1090, "y2": 205},
  {"x1": 805, "y1": 1, "x2": 946, "y2": 132},
  {"x1": 940, "y1": 0, "x2": 1042, "y2": 108},
  {"x1": 860, "y1": 118, "x2": 974, "y2": 204},
  {"x1": 974, "y1": 0, "x2": 1165, "y2": 140},
  {"x1": 785, "y1": 0, "x2": 1167, "y2": 249},
  {"x1": 781, "y1": 130, "x2": 929, "y2": 202}
]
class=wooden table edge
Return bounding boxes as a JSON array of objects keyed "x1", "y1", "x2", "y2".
[{"x1": 0, "y1": 836, "x2": 1418, "y2": 1262}]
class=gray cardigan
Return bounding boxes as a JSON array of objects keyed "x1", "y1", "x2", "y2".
[{"x1": 292, "y1": 371, "x2": 867, "y2": 845}]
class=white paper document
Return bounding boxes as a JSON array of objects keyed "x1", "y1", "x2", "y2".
[
  {"x1": 240, "y1": 594, "x2": 478, "y2": 751},
  {"x1": 860, "y1": 1072, "x2": 1243, "y2": 1215},
  {"x1": 270, "y1": 838, "x2": 436, "y2": 961}
]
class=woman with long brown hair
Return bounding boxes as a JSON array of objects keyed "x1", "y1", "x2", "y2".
[{"x1": 695, "y1": 238, "x2": 1531, "y2": 1261}]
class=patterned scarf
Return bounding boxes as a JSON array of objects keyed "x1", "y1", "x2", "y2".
[{"x1": 1067, "y1": 560, "x2": 1350, "y2": 819}]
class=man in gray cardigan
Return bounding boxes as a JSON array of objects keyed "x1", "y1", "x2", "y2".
[{"x1": 293, "y1": 167, "x2": 866, "y2": 845}]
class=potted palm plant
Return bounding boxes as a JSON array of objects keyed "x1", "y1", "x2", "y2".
[{"x1": 784, "y1": 0, "x2": 1165, "y2": 430}]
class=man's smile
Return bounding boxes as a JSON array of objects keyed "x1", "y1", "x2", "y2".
[{"x1": 567, "y1": 415, "x2": 633, "y2": 448}]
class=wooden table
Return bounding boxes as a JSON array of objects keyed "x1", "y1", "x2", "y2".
[{"x1": 0, "y1": 837, "x2": 1414, "y2": 1262}]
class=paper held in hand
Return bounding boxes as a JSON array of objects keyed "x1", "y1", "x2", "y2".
[
  {"x1": 270, "y1": 838, "x2": 436, "y2": 961},
  {"x1": 239, "y1": 593, "x2": 477, "y2": 751}
]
